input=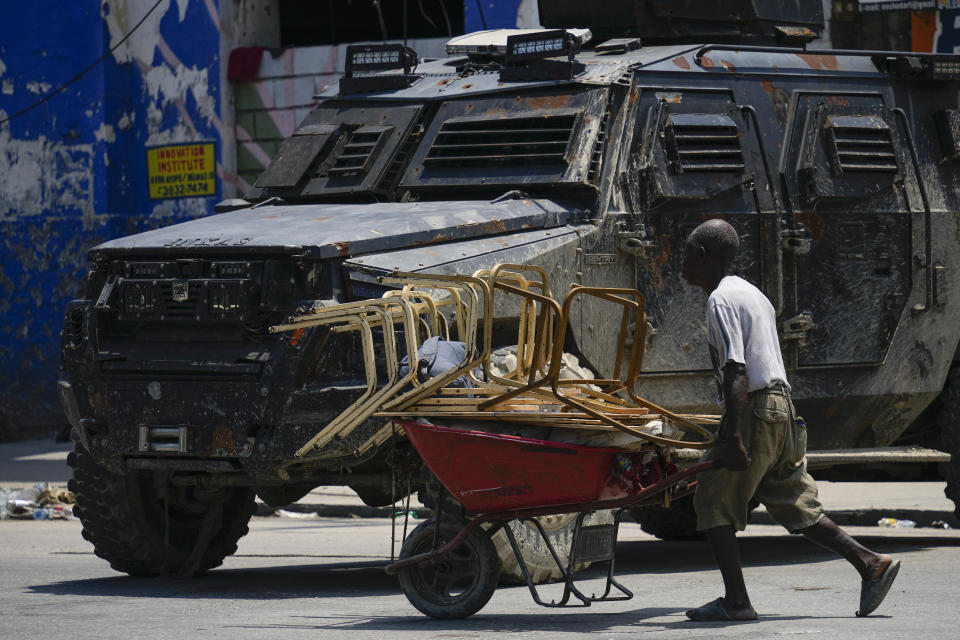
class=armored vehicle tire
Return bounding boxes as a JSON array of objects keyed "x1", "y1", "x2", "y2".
[
  {"x1": 397, "y1": 518, "x2": 500, "y2": 619},
  {"x1": 67, "y1": 443, "x2": 256, "y2": 576},
  {"x1": 629, "y1": 496, "x2": 701, "y2": 540},
  {"x1": 937, "y1": 368, "x2": 960, "y2": 518}
]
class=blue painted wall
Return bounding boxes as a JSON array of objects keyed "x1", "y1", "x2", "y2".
[
  {"x1": 0, "y1": 0, "x2": 534, "y2": 439},
  {"x1": 0, "y1": 1, "x2": 224, "y2": 437},
  {"x1": 465, "y1": 0, "x2": 530, "y2": 31}
]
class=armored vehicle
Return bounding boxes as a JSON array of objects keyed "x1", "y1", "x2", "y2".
[{"x1": 61, "y1": 0, "x2": 960, "y2": 576}]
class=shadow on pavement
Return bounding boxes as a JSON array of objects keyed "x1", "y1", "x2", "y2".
[
  {"x1": 29, "y1": 532, "x2": 958, "y2": 604},
  {"x1": 29, "y1": 561, "x2": 398, "y2": 599},
  {"x1": 221, "y1": 608, "x2": 855, "y2": 633},
  {"x1": 616, "y1": 534, "x2": 960, "y2": 576},
  {"x1": 227, "y1": 607, "x2": 686, "y2": 634}
]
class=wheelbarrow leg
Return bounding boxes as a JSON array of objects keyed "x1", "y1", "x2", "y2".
[
  {"x1": 501, "y1": 511, "x2": 633, "y2": 608},
  {"x1": 501, "y1": 519, "x2": 580, "y2": 607}
]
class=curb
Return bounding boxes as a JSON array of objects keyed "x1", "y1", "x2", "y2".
[
  {"x1": 256, "y1": 502, "x2": 432, "y2": 519},
  {"x1": 751, "y1": 507, "x2": 959, "y2": 530}
]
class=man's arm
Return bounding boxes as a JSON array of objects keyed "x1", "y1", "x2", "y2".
[{"x1": 716, "y1": 360, "x2": 750, "y2": 471}]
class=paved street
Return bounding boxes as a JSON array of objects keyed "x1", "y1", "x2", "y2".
[
  {"x1": 1, "y1": 503, "x2": 958, "y2": 639},
  {"x1": 2, "y1": 439, "x2": 959, "y2": 638}
]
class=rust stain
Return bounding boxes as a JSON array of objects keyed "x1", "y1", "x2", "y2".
[
  {"x1": 672, "y1": 56, "x2": 690, "y2": 70},
  {"x1": 413, "y1": 234, "x2": 451, "y2": 246},
  {"x1": 437, "y1": 78, "x2": 452, "y2": 86},
  {"x1": 454, "y1": 219, "x2": 508, "y2": 235},
  {"x1": 462, "y1": 83, "x2": 474, "y2": 90},
  {"x1": 333, "y1": 241, "x2": 350, "y2": 256},
  {"x1": 797, "y1": 53, "x2": 839, "y2": 72},
  {"x1": 797, "y1": 211, "x2": 825, "y2": 241},
  {"x1": 642, "y1": 235, "x2": 672, "y2": 291},
  {"x1": 827, "y1": 95, "x2": 850, "y2": 107},
  {"x1": 760, "y1": 80, "x2": 773, "y2": 94},
  {"x1": 524, "y1": 95, "x2": 573, "y2": 110},
  {"x1": 314, "y1": 216, "x2": 330, "y2": 221},
  {"x1": 700, "y1": 55, "x2": 715, "y2": 69},
  {"x1": 210, "y1": 425, "x2": 236, "y2": 455},
  {"x1": 720, "y1": 60, "x2": 737, "y2": 73}
]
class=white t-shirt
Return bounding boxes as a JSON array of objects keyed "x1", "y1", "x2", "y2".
[{"x1": 706, "y1": 275, "x2": 790, "y2": 403}]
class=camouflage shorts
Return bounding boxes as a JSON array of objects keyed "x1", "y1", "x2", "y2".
[{"x1": 694, "y1": 389, "x2": 825, "y2": 533}]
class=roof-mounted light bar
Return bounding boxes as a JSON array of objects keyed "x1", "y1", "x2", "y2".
[
  {"x1": 344, "y1": 44, "x2": 418, "y2": 77},
  {"x1": 505, "y1": 29, "x2": 580, "y2": 63},
  {"x1": 445, "y1": 29, "x2": 591, "y2": 59}
]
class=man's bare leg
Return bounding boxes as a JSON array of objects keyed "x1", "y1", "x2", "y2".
[
  {"x1": 798, "y1": 516, "x2": 891, "y2": 579},
  {"x1": 704, "y1": 524, "x2": 757, "y2": 618}
]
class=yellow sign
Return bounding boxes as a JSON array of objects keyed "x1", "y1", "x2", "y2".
[{"x1": 147, "y1": 143, "x2": 216, "y2": 199}]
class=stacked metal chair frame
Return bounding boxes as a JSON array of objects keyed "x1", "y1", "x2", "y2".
[{"x1": 269, "y1": 263, "x2": 717, "y2": 465}]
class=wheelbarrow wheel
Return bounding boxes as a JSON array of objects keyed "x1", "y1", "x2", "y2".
[{"x1": 398, "y1": 518, "x2": 500, "y2": 619}]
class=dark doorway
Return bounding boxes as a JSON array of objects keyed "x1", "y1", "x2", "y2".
[{"x1": 279, "y1": 0, "x2": 465, "y2": 47}]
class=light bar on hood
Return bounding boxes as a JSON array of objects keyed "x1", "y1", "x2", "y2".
[{"x1": 445, "y1": 28, "x2": 591, "y2": 58}]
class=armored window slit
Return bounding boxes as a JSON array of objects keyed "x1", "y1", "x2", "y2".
[
  {"x1": 665, "y1": 113, "x2": 745, "y2": 174},
  {"x1": 255, "y1": 124, "x2": 342, "y2": 188},
  {"x1": 826, "y1": 115, "x2": 898, "y2": 174},
  {"x1": 423, "y1": 114, "x2": 579, "y2": 168},
  {"x1": 326, "y1": 125, "x2": 394, "y2": 176}
]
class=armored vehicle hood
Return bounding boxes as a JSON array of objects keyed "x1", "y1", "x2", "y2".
[{"x1": 89, "y1": 198, "x2": 585, "y2": 259}]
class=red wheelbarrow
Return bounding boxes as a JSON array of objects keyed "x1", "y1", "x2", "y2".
[{"x1": 385, "y1": 420, "x2": 714, "y2": 619}]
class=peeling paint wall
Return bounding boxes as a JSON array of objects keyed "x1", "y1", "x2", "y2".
[
  {"x1": 0, "y1": 1, "x2": 535, "y2": 438},
  {"x1": 0, "y1": 1, "x2": 227, "y2": 438}
]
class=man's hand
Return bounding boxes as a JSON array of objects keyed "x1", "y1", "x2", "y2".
[
  {"x1": 715, "y1": 434, "x2": 750, "y2": 471},
  {"x1": 717, "y1": 361, "x2": 749, "y2": 471}
]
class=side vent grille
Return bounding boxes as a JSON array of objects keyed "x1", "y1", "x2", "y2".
[
  {"x1": 327, "y1": 125, "x2": 393, "y2": 176},
  {"x1": 423, "y1": 113, "x2": 579, "y2": 168},
  {"x1": 587, "y1": 109, "x2": 610, "y2": 184},
  {"x1": 665, "y1": 113, "x2": 744, "y2": 173},
  {"x1": 826, "y1": 115, "x2": 898, "y2": 173},
  {"x1": 379, "y1": 120, "x2": 422, "y2": 192}
]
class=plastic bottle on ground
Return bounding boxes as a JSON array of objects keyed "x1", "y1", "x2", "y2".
[{"x1": 877, "y1": 517, "x2": 916, "y2": 528}]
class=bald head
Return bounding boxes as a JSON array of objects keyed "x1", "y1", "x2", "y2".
[{"x1": 686, "y1": 219, "x2": 739, "y2": 272}]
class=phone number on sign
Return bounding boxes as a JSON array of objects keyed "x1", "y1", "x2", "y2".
[{"x1": 154, "y1": 182, "x2": 214, "y2": 198}]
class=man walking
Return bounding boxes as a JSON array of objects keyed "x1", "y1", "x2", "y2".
[{"x1": 681, "y1": 219, "x2": 900, "y2": 621}]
